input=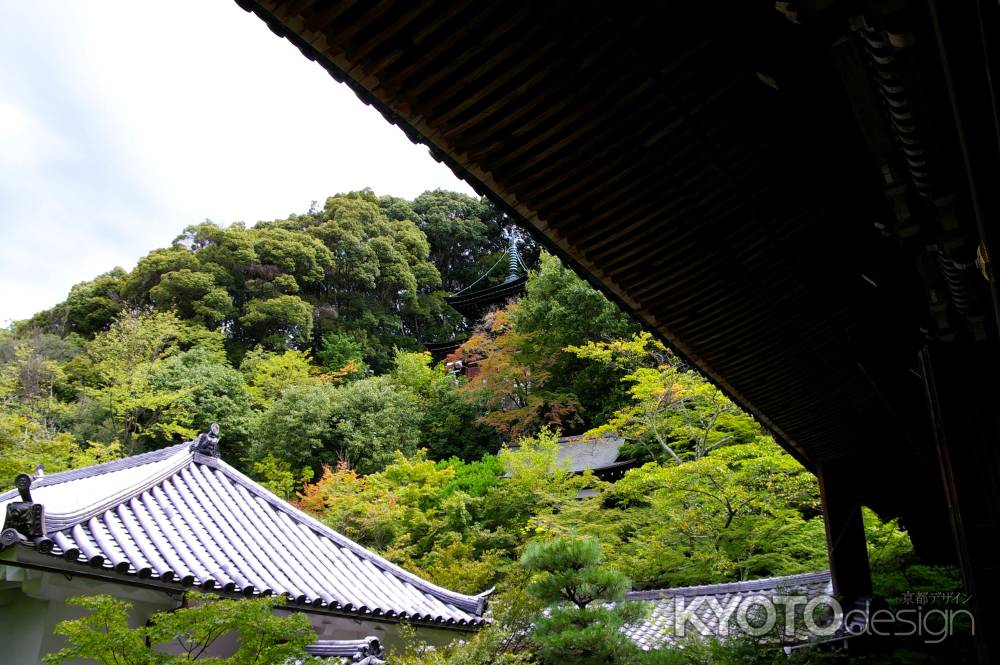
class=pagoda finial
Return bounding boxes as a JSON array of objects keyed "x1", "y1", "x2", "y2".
[{"x1": 505, "y1": 228, "x2": 522, "y2": 283}]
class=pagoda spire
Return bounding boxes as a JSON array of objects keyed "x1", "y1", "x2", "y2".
[{"x1": 505, "y1": 229, "x2": 523, "y2": 283}]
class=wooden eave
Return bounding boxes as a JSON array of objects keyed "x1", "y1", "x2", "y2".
[{"x1": 234, "y1": 1, "x2": 999, "y2": 551}]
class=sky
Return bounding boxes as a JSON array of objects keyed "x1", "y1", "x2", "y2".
[{"x1": 0, "y1": 0, "x2": 476, "y2": 325}]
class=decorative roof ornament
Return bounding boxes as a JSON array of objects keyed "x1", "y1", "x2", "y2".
[
  {"x1": 190, "y1": 423, "x2": 221, "y2": 457},
  {"x1": 305, "y1": 636, "x2": 386, "y2": 663},
  {"x1": 1, "y1": 473, "x2": 46, "y2": 550}
]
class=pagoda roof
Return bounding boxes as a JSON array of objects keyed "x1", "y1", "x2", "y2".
[
  {"x1": 444, "y1": 275, "x2": 527, "y2": 319},
  {"x1": 0, "y1": 441, "x2": 488, "y2": 628}
]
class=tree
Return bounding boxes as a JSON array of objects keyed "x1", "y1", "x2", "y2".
[
  {"x1": 316, "y1": 331, "x2": 366, "y2": 376},
  {"x1": 239, "y1": 347, "x2": 316, "y2": 409},
  {"x1": 394, "y1": 586, "x2": 540, "y2": 665},
  {"x1": 384, "y1": 190, "x2": 505, "y2": 293},
  {"x1": 293, "y1": 438, "x2": 581, "y2": 595},
  {"x1": 514, "y1": 252, "x2": 636, "y2": 350},
  {"x1": 521, "y1": 535, "x2": 644, "y2": 665},
  {"x1": 568, "y1": 332, "x2": 759, "y2": 463},
  {"x1": 327, "y1": 375, "x2": 421, "y2": 473},
  {"x1": 456, "y1": 308, "x2": 580, "y2": 440},
  {"x1": 251, "y1": 375, "x2": 421, "y2": 474},
  {"x1": 453, "y1": 253, "x2": 639, "y2": 439},
  {"x1": 600, "y1": 438, "x2": 827, "y2": 588},
  {"x1": 238, "y1": 294, "x2": 314, "y2": 350},
  {"x1": 43, "y1": 593, "x2": 316, "y2": 665},
  {"x1": 150, "y1": 348, "x2": 255, "y2": 454},
  {"x1": 390, "y1": 350, "x2": 499, "y2": 460},
  {"x1": 148, "y1": 269, "x2": 233, "y2": 328},
  {"x1": 252, "y1": 383, "x2": 334, "y2": 470},
  {"x1": 64, "y1": 270, "x2": 129, "y2": 336},
  {"x1": 267, "y1": 190, "x2": 443, "y2": 369},
  {"x1": 66, "y1": 311, "x2": 224, "y2": 453}
]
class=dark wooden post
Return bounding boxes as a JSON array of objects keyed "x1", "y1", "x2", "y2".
[
  {"x1": 920, "y1": 344, "x2": 1000, "y2": 665},
  {"x1": 817, "y1": 459, "x2": 873, "y2": 605}
]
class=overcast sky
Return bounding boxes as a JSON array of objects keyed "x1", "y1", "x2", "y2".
[{"x1": 0, "y1": 0, "x2": 476, "y2": 325}]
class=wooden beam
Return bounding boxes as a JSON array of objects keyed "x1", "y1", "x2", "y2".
[
  {"x1": 920, "y1": 344, "x2": 1000, "y2": 665},
  {"x1": 817, "y1": 459, "x2": 873, "y2": 604}
]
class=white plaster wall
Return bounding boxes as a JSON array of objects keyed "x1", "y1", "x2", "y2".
[
  {"x1": 307, "y1": 611, "x2": 474, "y2": 653},
  {"x1": 0, "y1": 583, "x2": 49, "y2": 665},
  {"x1": 1, "y1": 564, "x2": 177, "y2": 664},
  {"x1": 0, "y1": 564, "x2": 475, "y2": 663}
]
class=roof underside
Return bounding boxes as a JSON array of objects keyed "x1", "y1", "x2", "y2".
[
  {"x1": 444, "y1": 275, "x2": 527, "y2": 319},
  {"x1": 236, "y1": 1, "x2": 998, "y2": 553},
  {"x1": 0, "y1": 444, "x2": 485, "y2": 628}
]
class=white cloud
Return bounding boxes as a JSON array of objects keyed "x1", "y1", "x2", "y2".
[{"x1": 0, "y1": 0, "x2": 475, "y2": 325}]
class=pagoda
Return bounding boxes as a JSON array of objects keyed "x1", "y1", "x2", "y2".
[{"x1": 423, "y1": 229, "x2": 527, "y2": 359}]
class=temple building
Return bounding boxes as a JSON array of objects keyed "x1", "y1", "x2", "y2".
[
  {"x1": 425, "y1": 229, "x2": 527, "y2": 365},
  {"x1": 0, "y1": 427, "x2": 489, "y2": 663},
  {"x1": 443, "y1": 230, "x2": 528, "y2": 322},
  {"x1": 619, "y1": 571, "x2": 835, "y2": 651},
  {"x1": 548, "y1": 434, "x2": 636, "y2": 482}
]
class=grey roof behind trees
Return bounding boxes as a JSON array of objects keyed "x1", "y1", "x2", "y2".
[
  {"x1": 0, "y1": 442, "x2": 487, "y2": 628},
  {"x1": 556, "y1": 434, "x2": 626, "y2": 473},
  {"x1": 508, "y1": 434, "x2": 627, "y2": 474},
  {"x1": 621, "y1": 571, "x2": 833, "y2": 650}
]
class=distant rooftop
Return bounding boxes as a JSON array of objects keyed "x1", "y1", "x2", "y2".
[
  {"x1": 622, "y1": 571, "x2": 833, "y2": 650},
  {"x1": 510, "y1": 433, "x2": 629, "y2": 474}
]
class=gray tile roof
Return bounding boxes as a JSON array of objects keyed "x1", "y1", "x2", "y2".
[
  {"x1": 556, "y1": 434, "x2": 626, "y2": 472},
  {"x1": 305, "y1": 635, "x2": 385, "y2": 662},
  {"x1": 620, "y1": 571, "x2": 833, "y2": 650},
  {"x1": 508, "y1": 434, "x2": 627, "y2": 474},
  {"x1": 0, "y1": 442, "x2": 487, "y2": 628}
]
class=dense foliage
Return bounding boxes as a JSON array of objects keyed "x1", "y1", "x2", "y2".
[
  {"x1": 44, "y1": 593, "x2": 316, "y2": 664},
  {"x1": 2, "y1": 187, "x2": 960, "y2": 664}
]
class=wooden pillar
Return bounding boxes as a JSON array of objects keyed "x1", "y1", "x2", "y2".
[
  {"x1": 817, "y1": 459, "x2": 873, "y2": 604},
  {"x1": 920, "y1": 344, "x2": 1000, "y2": 665}
]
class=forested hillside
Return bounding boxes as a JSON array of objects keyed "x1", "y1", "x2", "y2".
[{"x1": 1, "y1": 188, "x2": 940, "y2": 607}]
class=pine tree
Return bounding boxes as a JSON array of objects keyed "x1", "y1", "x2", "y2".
[{"x1": 521, "y1": 535, "x2": 645, "y2": 665}]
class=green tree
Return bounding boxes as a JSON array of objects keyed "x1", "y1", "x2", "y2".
[
  {"x1": 150, "y1": 348, "x2": 255, "y2": 454},
  {"x1": 391, "y1": 350, "x2": 499, "y2": 459},
  {"x1": 251, "y1": 374, "x2": 421, "y2": 474},
  {"x1": 267, "y1": 190, "x2": 442, "y2": 369},
  {"x1": 239, "y1": 347, "x2": 316, "y2": 409},
  {"x1": 600, "y1": 438, "x2": 827, "y2": 588},
  {"x1": 383, "y1": 190, "x2": 505, "y2": 292},
  {"x1": 148, "y1": 269, "x2": 233, "y2": 328},
  {"x1": 316, "y1": 331, "x2": 365, "y2": 375},
  {"x1": 327, "y1": 375, "x2": 421, "y2": 473},
  {"x1": 124, "y1": 246, "x2": 201, "y2": 303},
  {"x1": 252, "y1": 383, "x2": 334, "y2": 470},
  {"x1": 67, "y1": 311, "x2": 224, "y2": 453},
  {"x1": 43, "y1": 593, "x2": 315, "y2": 664},
  {"x1": 521, "y1": 535, "x2": 644, "y2": 665},
  {"x1": 568, "y1": 332, "x2": 758, "y2": 463},
  {"x1": 238, "y1": 294, "x2": 314, "y2": 350},
  {"x1": 394, "y1": 587, "x2": 540, "y2": 665}
]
